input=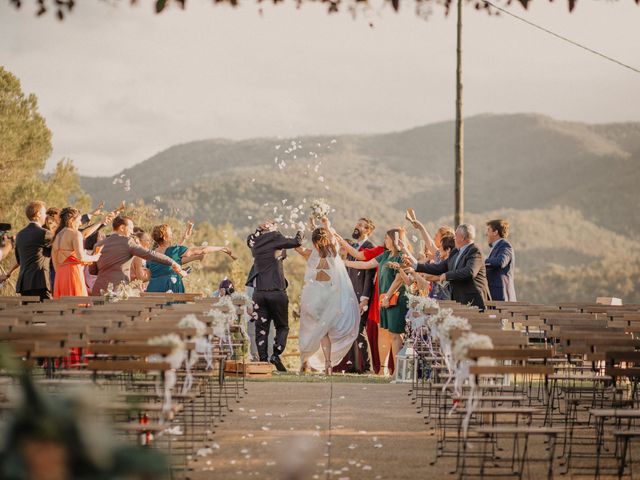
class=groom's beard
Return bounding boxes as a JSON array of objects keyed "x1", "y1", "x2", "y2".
[{"x1": 352, "y1": 228, "x2": 363, "y2": 240}]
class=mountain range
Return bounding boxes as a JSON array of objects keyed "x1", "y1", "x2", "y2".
[{"x1": 80, "y1": 113, "x2": 640, "y2": 303}]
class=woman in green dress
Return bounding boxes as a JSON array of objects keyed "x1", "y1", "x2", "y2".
[
  {"x1": 345, "y1": 228, "x2": 410, "y2": 375},
  {"x1": 146, "y1": 223, "x2": 234, "y2": 293}
]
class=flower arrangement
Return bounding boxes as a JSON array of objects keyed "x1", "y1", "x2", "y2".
[
  {"x1": 207, "y1": 308, "x2": 233, "y2": 340},
  {"x1": 309, "y1": 198, "x2": 331, "y2": 220},
  {"x1": 177, "y1": 314, "x2": 207, "y2": 338},
  {"x1": 438, "y1": 315, "x2": 471, "y2": 342},
  {"x1": 102, "y1": 283, "x2": 118, "y2": 303},
  {"x1": 214, "y1": 295, "x2": 234, "y2": 311},
  {"x1": 426, "y1": 308, "x2": 454, "y2": 329},
  {"x1": 452, "y1": 332, "x2": 493, "y2": 363},
  {"x1": 406, "y1": 293, "x2": 439, "y2": 313},
  {"x1": 230, "y1": 291, "x2": 252, "y2": 307},
  {"x1": 101, "y1": 280, "x2": 143, "y2": 303},
  {"x1": 147, "y1": 333, "x2": 186, "y2": 369}
]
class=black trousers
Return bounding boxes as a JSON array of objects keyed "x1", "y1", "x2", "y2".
[
  {"x1": 357, "y1": 311, "x2": 371, "y2": 372},
  {"x1": 20, "y1": 288, "x2": 51, "y2": 301},
  {"x1": 253, "y1": 290, "x2": 289, "y2": 361}
]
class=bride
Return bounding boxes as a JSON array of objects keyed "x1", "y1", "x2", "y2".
[{"x1": 296, "y1": 217, "x2": 360, "y2": 375}]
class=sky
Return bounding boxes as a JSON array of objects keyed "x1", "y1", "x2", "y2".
[{"x1": 1, "y1": 0, "x2": 639, "y2": 177}]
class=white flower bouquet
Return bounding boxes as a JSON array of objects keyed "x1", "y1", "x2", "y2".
[
  {"x1": 406, "y1": 293, "x2": 439, "y2": 314},
  {"x1": 426, "y1": 308, "x2": 454, "y2": 329},
  {"x1": 309, "y1": 198, "x2": 331, "y2": 220},
  {"x1": 230, "y1": 291, "x2": 252, "y2": 307},
  {"x1": 102, "y1": 283, "x2": 119, "y2": 303},
  {"x1": 178, "y1": 314, "x2": 207, "y2": 338},
  {"x1": 207, "y1": 308, "x2": 233, "y2": 340},
  {"x1": 452, "y1": 332, "x2": 493, "y2": 363},
  {"x1": 147, "y1": 333, "x2": 186, "y2": 369},
  {"x1": 438, "y1": 315, "x2": 471, "y2": 342}
]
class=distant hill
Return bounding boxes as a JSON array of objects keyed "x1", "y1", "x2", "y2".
[
  {"x1": 81, "y1": 113, "x2": 640, "y2": 235},
  {"x1": 80, "y1": 113, "x2": 640, "y2": 303}
]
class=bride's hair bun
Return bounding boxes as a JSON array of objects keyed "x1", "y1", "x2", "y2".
[{"x1": 312, "y1": 227, "x2": 337, "y2": 259}]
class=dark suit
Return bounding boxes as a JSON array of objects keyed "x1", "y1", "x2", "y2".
[
  {"x1": 485, "y1": 239, "x2": 516, "y2": 302},
  {"x1": 336, "y1": 239, "x2": 376, "y2": 373},
  {"x1": 416, "y1": 243, "x2": 491, "y2": 310},
  {"x1": 15, "y1": 222, "x2": 53, "y2": 300},
  {"x1": 247, "y1": 229, "x2": 303, "y2": 361}
]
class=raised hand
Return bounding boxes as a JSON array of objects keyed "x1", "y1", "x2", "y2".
[
  {"x1": 116, "y1": 201, "x2": 126, "y2": 213},
  {"x1": 184, "y1": 221, "x2": 194, "y2": 239},
  {"x1": 223, "y1": 247, "x2": 237, "y2": 261},
  {"x1": 91, "y1": 201, "x2": 105, "y2": 216},
  {"x1": 102, "y1": 211, "x2": 116, "y2": 226}
]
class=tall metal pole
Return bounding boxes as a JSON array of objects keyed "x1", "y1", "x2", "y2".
[{"x1": 454, "y1": 0, "x2": 464, "y2": 227}]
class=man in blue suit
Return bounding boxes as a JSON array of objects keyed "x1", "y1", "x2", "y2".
[{"x1": 485, "y1": 219, "x2": 516, "y2": 302}]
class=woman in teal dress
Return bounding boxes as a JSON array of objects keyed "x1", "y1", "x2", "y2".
[
  {"x1": 345, "y1": 227, "x2": 410, "y2": 375},
  {"x1": 146, "y1": 223, "x2": 234, "y2": 293}
]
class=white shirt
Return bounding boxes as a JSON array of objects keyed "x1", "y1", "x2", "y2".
[{"x1": 488, "y1": 238, "x2": 503, "y2": 257}]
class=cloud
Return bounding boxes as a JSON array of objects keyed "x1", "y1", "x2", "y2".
[{"x1": 1, "y1": 0, "x2": 639, "y2": 176}]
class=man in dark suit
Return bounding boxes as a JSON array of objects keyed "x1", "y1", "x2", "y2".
[
  {"x1": 413, "y1": 224, "x2": 491, "y2": 310},
  {"x1": 485, "y1": 219, "x2": 517, "y2": 302},
  {"x1": 14, "y1": 201, "x2": 53, "y2": 301},
  {"x1": 336, "y1": 218, "x2": 376, "y2": 373},
  {"x1": 247, "y1": 221, "x2": 303, "y2": 372}
]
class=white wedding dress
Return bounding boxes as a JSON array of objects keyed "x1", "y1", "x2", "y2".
[{"x1": 298, "y1": 247, "x2": 360, "y2": 371}]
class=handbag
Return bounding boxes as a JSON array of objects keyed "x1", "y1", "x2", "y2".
[{"x1": 380, "y1": 290, "x2": 400, "y2": 308}]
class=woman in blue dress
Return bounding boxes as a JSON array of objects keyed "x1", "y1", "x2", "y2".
[{"x1": 146, "y1": 223, "x2": 234, "y2": 293}]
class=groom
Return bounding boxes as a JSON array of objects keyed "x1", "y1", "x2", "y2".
[{"x1": 247, "y1": 220, "x2": 303, "y2": 372}]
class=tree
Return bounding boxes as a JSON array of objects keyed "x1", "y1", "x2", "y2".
[
  {"x1": 9, "y1": 0, "x2": 636, "y2": 21},
  {"x1": 0, "y1": 66, "x2": 52, "y2": 209}
]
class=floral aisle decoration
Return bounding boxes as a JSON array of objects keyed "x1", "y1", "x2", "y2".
[
  {"x1": 147, "y1": 333, "x2": 186, "y2": 415},
  {"x1": 206, "y1": 307, "x2": 235, "y2": 353},
  {"x1": 177, "y1": 314, "x2": 208, "y2": 392},
  {"x1": 451, "y1": 332, "x2": 495, "y2": 435},
  {"x1": 405, "y1": 293, "x2": 439, "y2": 330},
  {"x1": 101, "y1": 280, "x2": 144, "y2": 303},
  {"x1": 230, "y1": 291, "x2": 255, "y2": 360}
]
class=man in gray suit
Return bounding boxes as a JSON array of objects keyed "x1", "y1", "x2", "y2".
[
  {"x1": 90, "y1": 216, "x2": 186, "y2": 296},
  {"x1": 14, "y1": 201, "x2": 53, "y2": 301},
  {"x1": 412, "y1": 224, "x2": 491, "y2": 310}
]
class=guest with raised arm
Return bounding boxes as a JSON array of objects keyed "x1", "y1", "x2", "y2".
[
  {"x1": 130, "y1": 228, "x2": 152, "y2": 287},
  {"x1": 337, "y1": 234, "x2": 389, "y2": 374},
  {"x1": 146, "y1": 223, "x2": 234, "y2": 294},
  {"x1": 406, "y1": 209, "x2": 454, "y2": 263},
  {"x1": 345, "y1": 228, "x2": 409, "y2": 376},
  {"x1": 51, "y1": 208, "x2": 102, "y2": 298},
  {"x1": 90, "y1": 216, "x2": 188, "y2": 296},
  {"x1": 411, "y1": 224, "x2": 491, "y2": 309}
]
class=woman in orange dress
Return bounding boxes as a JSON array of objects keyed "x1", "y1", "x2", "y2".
[{"x1": 52, "y1": 208, "x2": 101, "y2": 299}]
